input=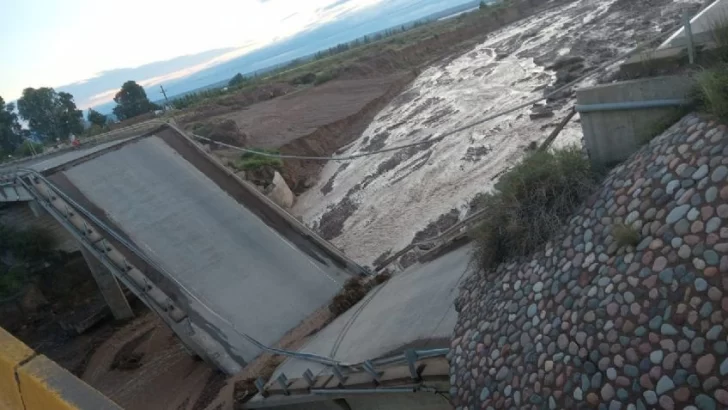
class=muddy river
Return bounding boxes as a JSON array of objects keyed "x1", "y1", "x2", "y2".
[{"x1": 294, "y1": 0, "x2": 701, "y2": 266}]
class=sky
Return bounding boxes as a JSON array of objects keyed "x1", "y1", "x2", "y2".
[{"x1": 0, "y1": 0, "x2": 384, "y2": 103}]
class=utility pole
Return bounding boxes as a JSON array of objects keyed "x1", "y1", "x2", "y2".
[{"x1": 159, "y1": 85, "x2": 170, "y2": 107}]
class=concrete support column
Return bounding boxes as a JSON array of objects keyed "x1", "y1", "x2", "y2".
[{"x1": 80, "y1": 246, "x2": 134, "y2": 320}]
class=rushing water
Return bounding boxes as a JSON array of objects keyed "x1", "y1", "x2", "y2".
[{"x1": 294, "y1": 0, "x2": 696, "y2": 266}]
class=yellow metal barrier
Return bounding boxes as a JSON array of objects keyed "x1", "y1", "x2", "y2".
[
  {"x1": 0, "y1": 327, "x2": 34, "y2": 410},
  {"x1": 0, "y1": 327, "x2": 121, "y2": 410}
]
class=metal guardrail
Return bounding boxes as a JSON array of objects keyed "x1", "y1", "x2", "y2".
[
  {"x1": 254, "y1": 348, "x2": 450, "y2": 401},
  {"x1": 576, "y1": 99, "x2": 692, "y2": 113},
  {"x1": 0, "y1": 119, "x2": 168, "y2": 170}
]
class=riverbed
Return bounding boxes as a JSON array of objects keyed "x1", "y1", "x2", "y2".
[{"x1": 294, "y1": 0, "x2": 701, "y2": 266}]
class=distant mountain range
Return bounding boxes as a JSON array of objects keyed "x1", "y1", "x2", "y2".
[{"x1": 60, "y1": 0, "x2": 481, "y2": 115}]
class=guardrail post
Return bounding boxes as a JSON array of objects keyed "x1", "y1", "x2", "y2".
[
  {"x1": 277, "y1": 373, "x2": 290, "y2": 395},
  {"x1": 254, "y1": 377, "x2": 269, "y2": 398},
  {"x1": 332, "y1": 365, "x2": 347, "y2": 386},
  {"x1": 362, "y1": 361, "x2": 382, "y2": 384},
  {"x1": 405, "y1": 349, "x2": 421, "y2": 381},
  {"x1": 683, "y1": 8, "x2": 695, "y2": 64},
  {"x1": 302, "y1": 369, "x2": 315, "y2": 387}
]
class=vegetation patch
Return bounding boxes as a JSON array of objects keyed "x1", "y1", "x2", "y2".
[
  {"x1": 695, "y1": 63, "x2": 728, "y2": 120},
  {"x1": 709, "y1": 17, "x2": 728, "y2": 61},
  {"x1": 691, "y1": 18, "x2": 728, "y2": 120},
  {"x1": 235, "y1": 149, "x2": 284, "y2": 172},
  {"x1": 471, "y1": 146, "x2": 601, "y2": 273},
  {"x1": 191, "y1": 119, "x2": 246, "y2": 146},
  {"x1": 328, "y1": 274, "x2": 392, "y2": 316},
  {"x1": 13, "y1": 140, "x2": 44, "y2": 158},
  {"x1": 0, "y1": 224, "x2": 55, "y2": 298},
  {"x1": 0, "y1": 265, "x2": 27, "y2": 298},
  {"x1": 313, "y1": 70, "x2": 338, "y2": 85}
]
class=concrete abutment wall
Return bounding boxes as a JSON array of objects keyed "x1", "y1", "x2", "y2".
[{"x1": 577, "y1": 75, "x2": 695, "y2": 167}]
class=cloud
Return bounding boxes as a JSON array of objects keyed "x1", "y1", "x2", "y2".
[
  {"x1": 65, "y1": 0, "x2": 387, "y2": 109},
  {"x1": 323, "y1": 0, "x2": 354, "y2": 10},
  {"x1": 81, "y1": 43, "x2": 263, "y2": 109}
]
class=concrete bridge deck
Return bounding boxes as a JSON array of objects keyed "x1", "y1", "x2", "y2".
[
  {"x1": 242, "y1": 245, "x2": 472, "y2": 408},
  {"x1": 1, "y1": 124, "x2": 364, "y2": 372}
]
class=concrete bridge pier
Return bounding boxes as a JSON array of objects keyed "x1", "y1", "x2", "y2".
[{"x1": 79, "y1": 246, "x2": 134, "y2": 321}]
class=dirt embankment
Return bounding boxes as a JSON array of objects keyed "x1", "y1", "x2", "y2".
[
  {"x1": 175, "y1": 0, "x2": 576, "y2": 196},
  {"x1": 331, "y1": 0, "x2": 573, "y2": 80},
  {"x1": 176, "y1": 0, "x2": 565, "y2": 133},
  {"x1": 279, "y1": 73, "x2": 415, "y2": 192},
  {"x1": 188, "y1": 74, "x2": 414, "y2": 193},
  {"x1": 178, "y1": 84, "x2": 297, "y2": 125}
]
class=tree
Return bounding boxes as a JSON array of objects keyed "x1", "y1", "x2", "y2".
[
  {"x1": 0, "y1": 96, "x2": 24, "y2": 154},
  {"x1": 87, "y1": 108, "x2": 107, "y2": 127},
  {"x1": 57, "y1": 92, "x2": 84, "y2": 137},
  {"x1": 112, "y1": 81, "x2": 159, "y2": 121},
  {"x1": 480, "y1": 1, "x2": 488, "y2": 9},
  {"x1": 228, "y1": 73, "x2": 248, "y2": 88},
  {"x1": 17, "y1": 87, "x2": 83, "y2": 141}
]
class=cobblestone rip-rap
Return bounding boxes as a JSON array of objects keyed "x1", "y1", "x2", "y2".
[{"x1": 449, "y1": 113, "x2": 728, "y2": 410}]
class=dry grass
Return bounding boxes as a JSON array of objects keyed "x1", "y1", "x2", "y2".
[
  {"x1": 693, "y1": 17, "x2": 728, "y2": 120},
  {"x1": 695, "y1": 64, "x2": 728, "y2": 120},
  {"x1": 471, "y1": 146, "x2": 600, "y2": 273},
  {"x1": 328, "y1": 273, "x2": 392, "y2": 316}
]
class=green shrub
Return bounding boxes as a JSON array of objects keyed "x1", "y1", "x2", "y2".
[
  {"x1": 0, "y1": 266, "x2": 27, "y2": 298},
  {"x1": 709, "y1": 17, "x2": 728, "y2": 61},
  {"x1": 314, "y1": 70, "x2": 337, "y2": 85},
  {"x1": 14, "y1": 140, "x2": 44, "y2": 157},
  {"x1": 290, "y1": 73, "x2": 317, "y2": 85},
  {"x1": 83, "y1": 124, "x2": 107, "y2": 138},
  {"x1": 695, "y1": 64, "x2": 728, "y2": 119},
  {"x1": 0, "y1": 225, "x2": 55, "y2": 298},
  {"x1": 0, "y1": 225, "x2": 55, "y2": 261},
  {"x1": 613, "y1": 223, "x2": 640, "y2": 247},
  {"x1": 235, "y1": 149, "x2": 283, "y2": 171},
  {"x1": 471, "y1": 146, "x2": 600, "y2": 272}
]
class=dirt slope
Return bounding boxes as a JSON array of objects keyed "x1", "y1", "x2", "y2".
[{"x1": 82, "y1": 314, "x2": 215, "y2": 410}]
